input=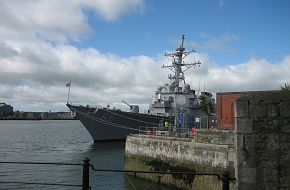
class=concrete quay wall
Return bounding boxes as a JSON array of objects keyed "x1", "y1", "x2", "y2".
[
  {"x1": 125, "y1": 91, "x2": 290, "y2": 190},
  {"x1": 125, "y1": 134, "x2": 236, "y2": 190},
  {"x1": 235, "y1": 91, "x2": 290, "y2": 190},
  {"x1": 195, "y1": 129, "x2": 235, "y2": 145}
]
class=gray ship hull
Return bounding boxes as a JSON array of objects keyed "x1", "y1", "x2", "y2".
[{"x1": 67, "y1": 103, "x2": 169, "y2": 141}]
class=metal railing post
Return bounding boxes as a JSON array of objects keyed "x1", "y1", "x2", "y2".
[
  {"x1": 221, "y1": 171, "x2": 230, "y2": 190},
  {"x1": 82, "y1": 158, "x2": 90, "y2": 190}
]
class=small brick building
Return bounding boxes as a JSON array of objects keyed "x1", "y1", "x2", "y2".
[{"x1": 216, "y1": 92, "x2": 243, "y2": 129}]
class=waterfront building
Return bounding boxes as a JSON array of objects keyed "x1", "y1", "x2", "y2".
[{"x1": 0, "y1": 103, "x2": 13, "y2": 117}]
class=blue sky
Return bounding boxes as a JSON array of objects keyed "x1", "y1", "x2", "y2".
[
  {"x1": 75, "y1": 0, "x2": 290, "y2": 65},
  {"x1": 0, "y1": 0, "x2": 289, "y2": 111}
]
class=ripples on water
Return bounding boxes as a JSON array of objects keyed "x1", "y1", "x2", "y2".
[{"x1": 0, "y1": 120, "x2": 173, "y2": 190}]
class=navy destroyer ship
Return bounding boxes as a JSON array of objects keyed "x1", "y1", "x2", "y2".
[{"x1": 67, "y1": 35, "x2": 214, "y2": 141}]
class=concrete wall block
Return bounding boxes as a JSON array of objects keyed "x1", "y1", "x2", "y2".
[
  {"x1": 283, "y1": 144, "x2": 290, "y2": 154},
  {"x1": 236, "y1": 118, "x2": 253, "y2": 133},
  {"x1": 195, "y1": 129, "x2": 235, "y2": 145},
  {"x1": 267, "y1": 104, "x2": 279, "y2": 117},
  {"x1": 258, "y1": 160, "x2": 279, "y2": 169},
  {"x1": 241, "y1": 153, "x2": 256, "y2": 168},
  {"x1": 236, "y1": 91, "x2": 290, "y2": 190},
  {"x1": 248, "y1": 104, "x2": 254, "y2": 117},
  {"x1": 281, "y1": 122, "x2": 290, "y2": 133},
  {"x1": 253, "y1": 119, "x2": 268, "y2": 133},
  {"x1": 265, "y1": 137, "x2": 279, "y2": 151},
  {"x1": 281, "y1": 155, "x2": 290, "y2": 167},
  {"x1": 236, "y1": 151, "x2": 244, "y2": 168},
  {"x1": 253, "y1": 148, "x2": 279, "y2": 164},
  {"x1": 279, "y1": 101, "x2": 290, "y2": 117},
  {"x1": 280, "y1": 166, "x2": 290, "y2": 176},
  {"x1": 236, "y1": 100, "x2": 249, "y2": 117},
  {"x1": 253, "y1": 118, "x2": 287, "y2": 134},
  {"x1": 280, "y1": 153, "x2": 290, "y2": 166},
  {"x1": 265, "y1": 183, "x2": 279, "y2": 190},
  {"x1": 279, "y1": 133, "x2": 290, "y2": 143},
  {"x1": 228, "y1": 148, "x2": 237, "y2": 162},
  {"x1": 238, "y1": 183, "x2": 257, "y2": 190},
  {"x1": 253, "y1": 103, "x2": 267, "y2": 118},
  {"x1": 126, "y1": 135, "x2": 236, "y2": 190},
  {"x1": 280, "y1": 176, "x2": 290, "y2": 188},
  {"x1": 126, "y1": 135, "x2": 235, "y2": 168},
  {"x1": 236, "y1": 134, "x2": 245, "y2": 152},
  {"x1": 268, "y1": 118, "x2": 281, "y2": 128},
  {"x1": 265, "y1": 168, "x2": 278, "y2": 179},
  {"x1": 249, "y1": 97, "x2": 264, "y2": 105},
  {"x1": 257, "y1": 151, "x2": 272, "y2": 163},
  {"x1": 239, "y1": 167, "x2": 256, "y2": 184}
]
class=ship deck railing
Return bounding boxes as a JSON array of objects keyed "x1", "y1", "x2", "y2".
[{"x1": 138, "y1": 126, "x2": 196, "y2": 139}]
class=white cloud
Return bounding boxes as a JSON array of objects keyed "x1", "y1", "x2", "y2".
[
  {"x1": 0, "y1": 0, "x2": 90, "y2": 42},
  {"x1": 1, "y1": 38, "x2": 289, "y2": 112},
  {"x1": 186, "y1": 55, "x2": 290, "y2": 93},
  {"x1": 0, "y1": 0, "x2": 289, "y2": 112},
  {"x1": 74, "y1": 0, "x2": 144, "y2": 21},
  {"x1": 0, "y1": 41, "x2": 169, "y2": 111},
  {"x1": 0, "y1": 0, "x2": 147, "y2": 111},
  {"x1": 0, "y1": 0, "x2": 145, "y2": 42}
]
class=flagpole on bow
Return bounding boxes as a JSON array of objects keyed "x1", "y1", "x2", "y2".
[{"x1": 66, "y1": 81, "x2": 71, "y2": 103}]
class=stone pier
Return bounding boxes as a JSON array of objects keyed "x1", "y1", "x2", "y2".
[
  {"x1": 124, "y1": 90, "x2": 290, "y2": 190},
  {"x1": 125, "y1": 131, "x2": 236, "y2": 190},
  {"x1": 235, "y1": 91, "x2": 290, "y2": 190}
]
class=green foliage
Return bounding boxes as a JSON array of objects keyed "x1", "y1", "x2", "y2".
[
  {"x1": 280, "y1": 83, "x2": 290, "y2": 93},
  {"x1": 199, "y1": 95, "x2": 215, "y2": 115}
]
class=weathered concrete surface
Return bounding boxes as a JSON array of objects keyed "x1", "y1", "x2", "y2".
[
  {"x1": 125, "y1": 134, "x2": 236, "y2": 190},
  {"x1": 195, "y1": 129, "x2": 235, "y2": 145},
  {"x1": 235, "y1": 91, "x2": 290, "y2": 190}
]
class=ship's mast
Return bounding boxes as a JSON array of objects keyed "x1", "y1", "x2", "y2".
[{"x1": 162, "y1": 35, "x2": 201, "y2": 89}]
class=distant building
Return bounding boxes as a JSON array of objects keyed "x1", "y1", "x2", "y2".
[
  {"x1": 14, "y1": 111, "x2": 42, "y2": 120},
  {"x1": 41, "y1": 111, "x2": 74, "y2": 120},
  {"x1": 0, "y1": 102, "x2": 74, "y2": 120},
  {"x1": 0, "y1": 103, "x2": 13, "y2": 117},
  {"x1": 41, "y1": 112, "x2": 58, "y2": 119},
  {"x1": 57, "y1": 112, "x2": 73, "y2": 119},
  {"x1": 216, "y1": 92, "x2": 243, "y2": 130},
  {"x1": 216, "y1": 90, "x2": 280, "y2": 130}
]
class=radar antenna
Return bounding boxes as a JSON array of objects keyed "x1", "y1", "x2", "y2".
[{"x1": 162, "y1": 35, "x2": 201, "y2": 88}]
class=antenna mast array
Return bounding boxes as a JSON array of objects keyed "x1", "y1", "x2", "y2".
[{"x1": 162, "y1": 35, "x2": 201, "y2": 88}]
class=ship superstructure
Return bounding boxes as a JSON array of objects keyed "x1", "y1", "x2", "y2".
[
  {"x1": 150, "y1": 35, "x2": 214, "y2": 127},
  {"x1": 67, "y1": 35, "x2": 215, "y2": 141}
]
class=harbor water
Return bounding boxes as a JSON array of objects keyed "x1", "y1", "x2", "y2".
[{"x1": 0, "y1": 120, "x2": 174, "y2": 190}]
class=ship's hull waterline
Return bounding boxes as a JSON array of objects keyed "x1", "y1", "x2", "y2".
[{"x1": 67, "y1": 103, "x2": 169, "y2": 141}]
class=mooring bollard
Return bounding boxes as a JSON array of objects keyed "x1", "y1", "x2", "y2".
[
  {"x1": 82, "y1": 158, "x2": 90, "y2": 190},
  {"x1": 221, "y1": 171, "x2": 230, "y2": 190}
]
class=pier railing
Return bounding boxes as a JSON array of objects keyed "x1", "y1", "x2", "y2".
[
  {"x1": 0, "y1": 158, "x2": 235, "y2": 190},
  {"x1": 0, "y1": 161, "x2": 86, "y2": 189},
  {"x1": 139, "y1": 126, "x2": 195, "y2": 139},
  {"x1": 86, "y1": 158, "x2": 235, "y2": 190}
]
